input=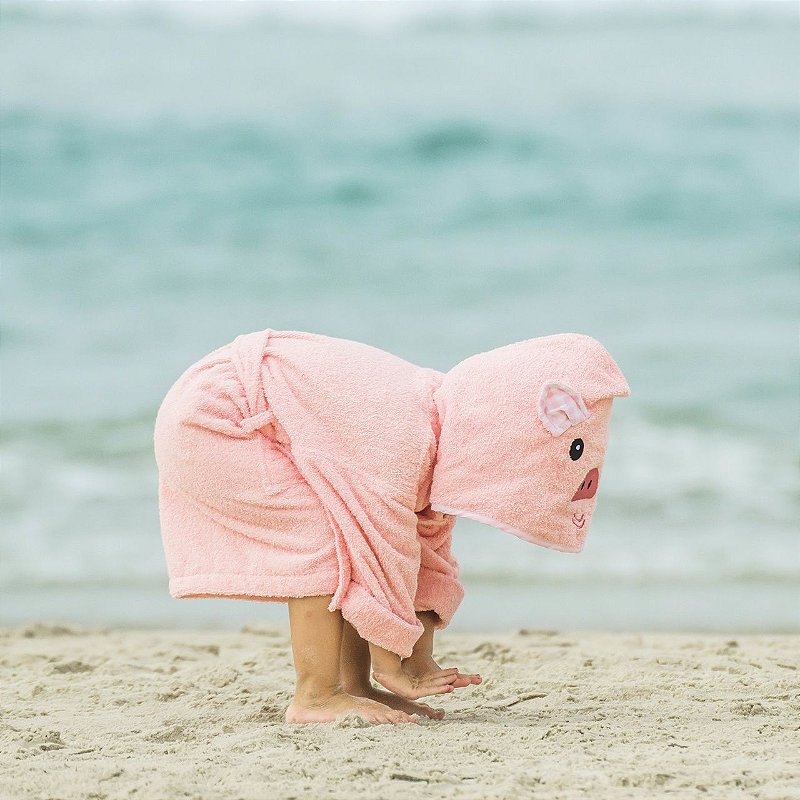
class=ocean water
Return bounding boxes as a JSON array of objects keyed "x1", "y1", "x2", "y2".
[{"x1": 2, "y1": 1, "x2": 798, "y2": 633}]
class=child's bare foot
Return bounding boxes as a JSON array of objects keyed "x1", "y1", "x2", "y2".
[
  {"x1": 285, "y1": 690, "x2": 416, "y2": 725},
  {"x1": 348, "y1": 684, "x2": 445, "y2": 720},
  {"x1": 404, "y1": 654, "x2": 482, "y2": 689},
  {"x1": 372, "y1": 665, "x2": 459, "y2": 700}
]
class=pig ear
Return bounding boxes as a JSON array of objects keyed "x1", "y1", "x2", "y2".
[{"x1": 537, "y1": 381, "x2": 591, "y2": 436}]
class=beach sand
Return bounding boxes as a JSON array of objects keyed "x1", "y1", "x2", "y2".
[{"x1": 1, "y1": 624, "x2": 798, "y2": 799}]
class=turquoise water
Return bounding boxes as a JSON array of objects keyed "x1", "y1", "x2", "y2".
[{"x1": 2, "y1": 1, "x2": 798, "y2": 632}]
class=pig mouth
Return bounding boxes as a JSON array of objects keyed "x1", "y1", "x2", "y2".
[{"x1": 571, "y1": 512, "x2": 586, "y2": 529}]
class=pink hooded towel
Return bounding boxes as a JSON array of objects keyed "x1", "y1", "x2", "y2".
[
  {"x1": 154, "y1": 328, "x2": 463, "y2": 658},
  {"x1": 154, "y1": 328, "x2": 629, "y2": 657},
  {"x1": 430, "y1": 333, "x2": 631, "y2": 554}
]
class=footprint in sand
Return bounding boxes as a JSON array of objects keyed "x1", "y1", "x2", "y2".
[
  {"x1": 17, "y1": 729, "x2": 67, "y2": 754},
  {"x1": 50, "y1": 660, "x2": 95, "y2": 674},
  {"x1": 154, "y1": 687, "x2": 185, "y2": 701},
  {"x1": 203, "y1": 666, "x2": 240, "y2": 688},
  {"x1": 188, "y1": 643, "x2": 220, "y2": 656},
  {"x1": 22, "y1": 623, "x2": 80, "y2": 638},
  {"x1": 145, "y1": 724, "x2": 193, "y2": 743},
  {"x1": 733, "y1": 701, "x2": 774, "y2": 717},
  {"x1": 472, "y1": 642, "x2": 515, "y2": 663}
]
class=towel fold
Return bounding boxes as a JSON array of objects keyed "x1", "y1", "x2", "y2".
[{"x1": 429, "y1": 333, "x2": 631, "y2": 553}]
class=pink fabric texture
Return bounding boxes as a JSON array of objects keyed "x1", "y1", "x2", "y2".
[
  {"x1": 154, "y1": 329, "x2": 463, "y2": 658},
  {"x1": 429, "y1": 333, "x2": 631, "y2": 553},
  {"x1": 154, "y1": 328, "x2": 630, "y2": 656}
]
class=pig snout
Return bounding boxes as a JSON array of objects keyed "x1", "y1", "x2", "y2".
[{"x1": 571, "y1": 468, "x2": 599, "y2": 501}]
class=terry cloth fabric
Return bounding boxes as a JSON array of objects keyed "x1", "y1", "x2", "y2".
[
  {"x1": 430, "y1": 333, "x2": 630, "y2": 554},
  {"x1": 154, "y1": 329, "x2": 464, "y2": 658}
]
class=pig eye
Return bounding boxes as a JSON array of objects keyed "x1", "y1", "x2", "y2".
[{"x1": 569, "y1": 438, "x2": 584, "y2": 461}]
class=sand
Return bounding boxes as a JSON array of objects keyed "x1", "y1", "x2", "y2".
[{"x1": 1, "y1": 624, "x2": 798, "y2": 800}]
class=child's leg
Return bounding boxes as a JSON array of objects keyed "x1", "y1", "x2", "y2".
[
  {"x1": 339, "y1": 618, "x2": 372, "y2": 694},
  {"x1": 284, "y1": 594, "x2": 415, "y2": 725},
  {"x1": 339, "y1": 620, "x2": 445, "y2": 720}
]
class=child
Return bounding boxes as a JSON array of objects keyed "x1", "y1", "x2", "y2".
[{"x1": 154, "y1": 328, "x2": 629, "y2": 724}]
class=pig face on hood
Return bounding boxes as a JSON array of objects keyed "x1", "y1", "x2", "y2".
[{"x1": 429, "y1": 333, "x2": 630, "y2": 553}]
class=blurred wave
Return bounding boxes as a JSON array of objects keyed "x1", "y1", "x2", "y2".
[{"x1": 2, "y1": 0, "x2": 793, "y2": 33}]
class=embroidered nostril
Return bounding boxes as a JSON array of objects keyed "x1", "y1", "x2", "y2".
[{"x1": 572, "y1": 468, "x2": 599, "y2": 501}]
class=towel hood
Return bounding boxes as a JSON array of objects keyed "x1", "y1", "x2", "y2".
[{"x1": 429, "y1": 333, "x2": 630, "y2": 553}]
